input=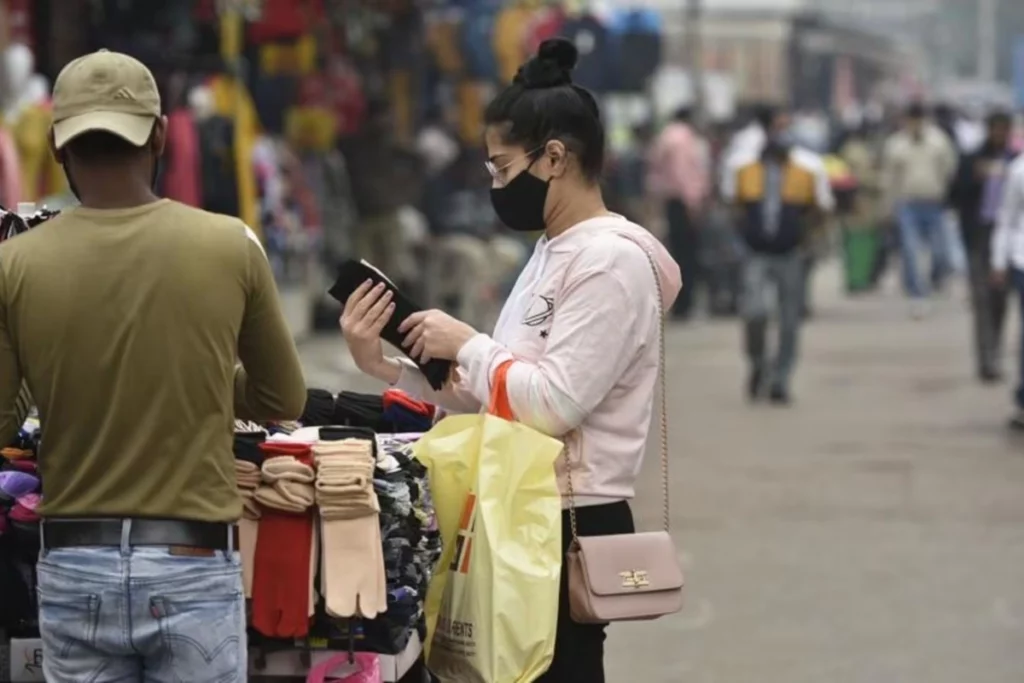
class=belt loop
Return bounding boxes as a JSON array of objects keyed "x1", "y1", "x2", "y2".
[
  {"x1": 38, "y1": 521, "x2": 47, "y2": 559},
  {"x1": 120, "y1": 519, "x2": 132, "y2": 557},
  {"x1": 226, "y1": 523, "x2": 235, "y2": 561}
]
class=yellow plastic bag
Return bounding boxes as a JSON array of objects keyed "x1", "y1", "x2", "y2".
[{"x1": 414, "y1": 364, "x2": 563, "y2": 683}]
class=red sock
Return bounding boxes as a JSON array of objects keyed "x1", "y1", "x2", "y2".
[
  {"x1": 252, "y1": 509, "x2": 314, "y2": 638},
  {"x1": 252, "y1": 442, "x2": 315, "y2": 638},
  {"x1": 383, "y1": 388, "x2": 435, "y2": 418}
]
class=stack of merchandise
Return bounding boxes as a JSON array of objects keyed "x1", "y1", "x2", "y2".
[{"x1": 0, "y1": 417, "x2": 42, "y2": 635}]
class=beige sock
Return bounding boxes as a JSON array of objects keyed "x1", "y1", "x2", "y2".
[
  {"x1": 254, "y1": 482, "x2": 315, "y2": 513},
  {"x1": 238, "y1": 518, "x2": 259, "y2": 598},
  {"x1": 313, "y1": 440, "x2": 386, "y2": 619}
]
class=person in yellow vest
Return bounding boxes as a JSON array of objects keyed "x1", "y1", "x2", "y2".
[{"x1": 723, "y1": 117, "x2": 834, "y2": 405}]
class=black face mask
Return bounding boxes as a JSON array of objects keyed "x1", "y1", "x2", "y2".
[{"x1": 490, "y1": 162, "x2": 551, "y2": 233}]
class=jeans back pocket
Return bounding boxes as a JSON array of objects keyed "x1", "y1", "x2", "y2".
[{"x1": 150, "y1": 592, "x2": 245, "y2": 683}]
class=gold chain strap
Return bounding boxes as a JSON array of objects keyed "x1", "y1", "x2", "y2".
[{"x1": 566, "y1": 242, "x2": 670, "y2": 545}]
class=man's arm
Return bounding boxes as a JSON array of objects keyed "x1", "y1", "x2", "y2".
[
  {"x1": 991, "y1": 162, "x2": 1024, "y2": 273},
  {"x1": 0, "y1": 260, "x2": 24, "y2": 446},
  {"x1": 234, "y1": 228, "x2": 307, "y2": 422}
]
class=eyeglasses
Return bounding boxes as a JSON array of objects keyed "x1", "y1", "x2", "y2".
[{"x1": 484, "y1": 145, "x2": 545, "y2": 187}]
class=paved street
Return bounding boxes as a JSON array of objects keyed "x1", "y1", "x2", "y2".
[{"x1": 299, "y1": 264, "x2": 1024, "y2": 683}]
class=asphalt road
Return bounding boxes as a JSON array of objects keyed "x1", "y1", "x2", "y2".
[{"x1": 299, "y1": 264, "x2": 1024, "y2": 683}]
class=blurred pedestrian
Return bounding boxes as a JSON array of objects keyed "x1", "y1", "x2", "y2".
[
  {"x1": 989, "y1": 135, "x2": 1024, "y2": 428},
  {"x1": 723, "y1": 112, "x2": 834, "y2": 405},
  {"x1": 881, "y1": 103, "x2": 959, "y2": 317},
  {"x1": 646, "y1": 106, "x2": 710, "y2": 320},
  {"x1": 951, "y1": 111, "x2": 1017, "y2": 383}
]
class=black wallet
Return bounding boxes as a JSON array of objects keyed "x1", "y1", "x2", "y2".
[{"x1": 328, "y1": 259, "x2": 453, "y2": 390}]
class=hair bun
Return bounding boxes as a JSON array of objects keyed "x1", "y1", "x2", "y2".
[{"x1": 515, "y1": 37, "x2": 578, "y2": 90}]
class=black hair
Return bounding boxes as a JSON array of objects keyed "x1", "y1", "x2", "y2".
[
  {"x1": 753, "y1": 103, "x2": 778, "y2": 131},
  {"x1": 483, "y1": 38, "x2": 605, "y2": 182},
  {"x1": 987, "y1": 110, "x2": 1012, "y2": 128},
  {"x1": 674, "y1": 106, "x2": 694, "y2": 123},
  {"x1": 65, "y1": 131, "x2": 146, "y2": 164},
  {"x1": 906, "y1": 102, "x2": 928, "y2": 119}
]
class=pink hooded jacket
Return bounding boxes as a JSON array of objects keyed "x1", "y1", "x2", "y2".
[{"x1": 396, "y1": 215, "x2": 682, "y2": 506}]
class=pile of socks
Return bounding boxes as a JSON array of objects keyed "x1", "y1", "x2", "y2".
[
  {"x1": 330, "y1": 389, "x2": 438, "y2": 433},
  {"x1": 382, "y1": 389, "x2": 435, "y2": 433},
  {"x1": 313, "y1": 438, "x2": 387, "y2": 620},
  {"x1": 251, "y1": 441, "x2": 318, "y2": 639}
]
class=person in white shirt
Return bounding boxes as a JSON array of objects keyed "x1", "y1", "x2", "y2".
[{"x1": 990, "y1": 151, "x2": 1024, "y2": 428}]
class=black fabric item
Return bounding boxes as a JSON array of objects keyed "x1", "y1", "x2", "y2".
[
  {"x1": 535, "y1": 501, "x2": 635, "y2": 683},
  {"x1": 301, "y1": 388, "x2": 337, "y2": 426},
  {"x1": 328, "y1": 260, "x2": 453, "y2": 390},
  {"x1": 197, "y1": 116, "x2": 241, "y2": 217},
  {"x1": 318, "y1": 426, "x2": 378, "y2": 445},
  {"x1": 617, "y1": 31, "x2": 661, "y2": 91},
  {"x1": 233, "y1": 434, "x2": 267, "y2": 466},
  {"x1": 334, "y1": 391, "x2": 389, "y2": 430},
  {"x1": 0, "y1": 534, "x2": 33, "y2": 629}
]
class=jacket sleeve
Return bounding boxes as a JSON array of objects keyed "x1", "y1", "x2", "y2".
[
  {"x1": 234, "y1": 226, "x2": 308, "y2": 421},
  {"x1": 453, "y1": 244, "x2": 653, "y2": 437}
]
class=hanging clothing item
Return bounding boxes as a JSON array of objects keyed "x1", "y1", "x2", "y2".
[
  {"x1": 207, "y1": 75, "x2": 261, "y2": 234},
  {"x1": 609, "y1": 8, "x2": 663, "y2": 92},
  {"x1": 295, "y1": 58, "x2": 367, "y2": 140},
  {"x1": 493, "y1": 4, "x2": 533, "y2": 84},
  {"x1": 7, "y1": 103, "x2": 66, "y2": 202},
  {"x1": 247, "y1": 0, "x2": 324, "y2": 44},
  {"x1": 162, "y1": 109, "x2": 202, "y2": 207},
  {"x1": 0, "y1": 127, "x2": 22, "y2": 207},
  {"x1": 425, "y1": 11, "x2": 464, "y2": 77},
  {"x1": 197, "y1": 116, "x2": 241, "y2": 218},
  {"x1": 460, "y1": 8, "x2": 499, "y2": 81},
  {"x1": 302, "y1": 150, "x2": 358, "y2": 264},
  {"x1": 456, "y1": 81, "x2": 487, "y2": 145},
  {"x1": 561, "y1": 13, "x2": 616, "y2": 93},
  {"x1": 524, "y1": 6, "x2": 565, "y2": 55}
]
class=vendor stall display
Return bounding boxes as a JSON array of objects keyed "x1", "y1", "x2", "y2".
[{"x1": 2, "y1": 383, "x2": 441, "y2": 683}]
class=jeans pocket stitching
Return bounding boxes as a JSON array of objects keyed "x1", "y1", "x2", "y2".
[
  {"x1": 37, "y1": 592, "x2": 101, "y2": 658},
  {"x1": 151, "y1": 594, "x2": 243, "y2": 677}
]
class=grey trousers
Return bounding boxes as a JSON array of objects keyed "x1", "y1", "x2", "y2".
[
  {"x1": 741, "y1": 251, "x2": 805, "y2": 391},
  {"x1": 966, "y1": 236, "x2": 1009, "y2": 376}
]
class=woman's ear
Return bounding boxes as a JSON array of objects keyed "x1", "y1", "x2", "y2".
[{"x1": 544, "y1": 139, "x2": 569, "y2": 178}]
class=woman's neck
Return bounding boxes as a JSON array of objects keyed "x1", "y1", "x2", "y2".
[{"x1": 544, "y1": 187, "x2": 609, "y2": 240}]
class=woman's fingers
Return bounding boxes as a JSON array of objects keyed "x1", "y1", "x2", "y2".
[
  {"x1": 343, "y1": 279, "x2": 374, "y2": 316},
  {"x1": 366, "y1": 289, "x2": 393, "y2": 322},
  {"x1": 349, "y1": 282, "x2": 387, "y2": 320},
  {"x1": 369, "y1": 301, "x2": 396, "y2": 335},
  {"x1": 398, "y1": 310, "x2": 428, "y2": 334},
  {"x1": 402, "y1": 321, "x2": 425, "y2": 350}
]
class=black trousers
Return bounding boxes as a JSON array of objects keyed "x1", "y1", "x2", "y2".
[
  {"x1": 535, "y1": 501, "x2": 635, "y2": 683},
  {"x1": 666, "y1": 199, "x2": 699, "y2": 319}
]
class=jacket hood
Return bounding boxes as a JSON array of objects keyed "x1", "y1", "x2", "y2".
[{"x1": 547, "y1": 215, "x2": 682, "y2": 313}]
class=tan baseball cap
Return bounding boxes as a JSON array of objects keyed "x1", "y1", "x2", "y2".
[{"x1": 52, "y1": 50, "x2": 161, "y2": 150}]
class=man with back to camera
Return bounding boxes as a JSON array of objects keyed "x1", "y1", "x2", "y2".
[{"x1": 0, "y1": 50, "x2": 307, "y2": 681}]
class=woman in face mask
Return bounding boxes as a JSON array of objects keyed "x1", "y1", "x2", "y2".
[{"x1": 340, "y1": 39, "x2": 681, "y2": 681}]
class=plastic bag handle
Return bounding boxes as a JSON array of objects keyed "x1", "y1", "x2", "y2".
[
  {"x1": 306, "y1": 653, "x2": 357, "y2": 683},
  {"x1": 487, "y1": 359, "x2": 516, "y2": 421}
]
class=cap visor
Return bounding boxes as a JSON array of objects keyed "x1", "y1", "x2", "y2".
[{"x1": 53, "y1": 112, "x2": 156, "y2": 150}]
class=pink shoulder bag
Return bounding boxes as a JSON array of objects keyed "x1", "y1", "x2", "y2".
[{"x1": 565, "y1": 238, "x2": 685, "y2": 624}]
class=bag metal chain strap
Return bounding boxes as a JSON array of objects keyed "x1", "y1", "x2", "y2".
[{"x1": 565, "y1": 245, "x2": 670, "y2": 544}]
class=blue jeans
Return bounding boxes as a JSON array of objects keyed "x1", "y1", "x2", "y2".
[
  {"x1": 37, "y1": 529, "x2": 246, "y2": 682},
  {"x1": 897, "y1": 201, "x2": 950, "y2": 298}
]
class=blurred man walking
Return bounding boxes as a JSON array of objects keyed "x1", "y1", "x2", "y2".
[{"x1": 951, "y1": 111, "x2": 1017, "y2": 382}]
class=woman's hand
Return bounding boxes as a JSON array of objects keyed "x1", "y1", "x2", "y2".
[
  {"x1": 398, "y1": 309, "x2": 478, "y2": 363},
  {"x1": 340, "y1": 280, "x2": 398, "y2": 380}
]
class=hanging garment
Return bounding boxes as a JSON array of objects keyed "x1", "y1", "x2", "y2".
[
  {"x1": 8, "y1": 103, "x2": 65, "y2": 202},
  {"x1": 425, "y1": 11, "x2": 465, "y2": 77},
  {"x1": 561, "y1": 13, "x2": 617, "y2": 93},
  {"x1": 302, "y1": 150, "x2": 359, "y2": 264},
  {"x1": 523, "y1": 5, "x2": 565, "y2": 55},
  {"x1": 295, "y1": 58, "x2": 367, "y2": 139},
  {"x1": 460, "y1": 8, "x2": 499, "y2": 81},
  {"x1": 456, "y1": 81, "x2": 487, "y2": 145},
  {"x1": 0, "y1": 127, "x2": 23, "y2": 207},
  {"x1": 162, "y1": 109, "x2": 202, "y2": 207},
  {"x1": 246, "y1": 0, "x2": 324, "y2": 44},
  {"x1": 258, "y1": 34, "x2": 317, "y2": 76},
  {"x1": 197, "y1": 116, "x2": 241, "y2": 218},
  {"x1": 493, "y1": 4, "x2": 533, "y2": 84},
  {"x1": 207, "y1": 75, "x2": 260, "y2": 233},
  {"x1": 609, "y1": 8, "x2": 663, "y2": 92}
]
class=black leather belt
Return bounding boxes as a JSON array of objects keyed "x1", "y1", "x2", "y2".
[{"x1": 41, "y1": 519, "x2": 237, "y2": 551}]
